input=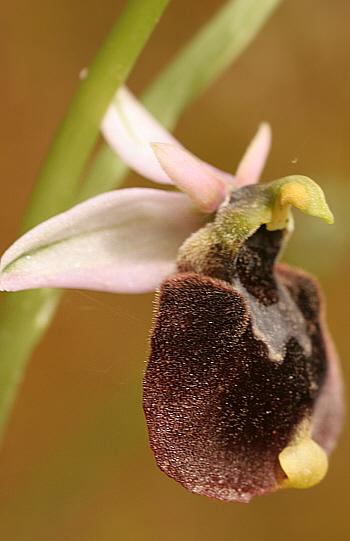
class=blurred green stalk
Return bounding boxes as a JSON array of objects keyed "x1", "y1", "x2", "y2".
[{"x1": 0, "y1": 0, "x2": 283, "y2": 443}]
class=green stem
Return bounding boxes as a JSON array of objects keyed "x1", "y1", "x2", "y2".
[
  {"x1": 0, "y1": 0, "x2": 171, "y2": 442},
  {"x1": 142, "y1": 0, "x2": 282, "y2": 129}
]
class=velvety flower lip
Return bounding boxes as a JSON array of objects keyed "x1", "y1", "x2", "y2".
[
  {"x1": 0, "y1": 87, "x2": 272, "y2": 294},
  {"x1": 144, "y1": 223, "x2": 343, "y2": 502}
]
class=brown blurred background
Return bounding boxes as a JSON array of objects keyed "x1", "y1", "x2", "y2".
[{"x1": 0, "y1": 1, "x2": 349, "y2": 540}]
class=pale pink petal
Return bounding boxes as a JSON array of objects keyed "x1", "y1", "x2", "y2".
[
  {"x1": 151, "y1": 143, "x2": 227, "y2": 213},
  {"x1": 0, "y1": 189, "x2": 208, "y2": 294},
  {"x1": 235, "y1": 123, "x2": 272, "y2": 188},
  {"x1": 101, "y1": 86, "x2": 236, "y2": 188},
  {"x1": 101, "y1": 86, "x2": 180, "y2": 185}
]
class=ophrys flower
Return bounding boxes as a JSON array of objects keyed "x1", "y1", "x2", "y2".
[{"x1": 0, "y1": 87, "x2": 344, "y2": 502}]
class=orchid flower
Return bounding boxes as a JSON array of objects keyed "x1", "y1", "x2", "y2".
[{"x1": 0, "y1": 86, "x2": 344, "y2": 503}]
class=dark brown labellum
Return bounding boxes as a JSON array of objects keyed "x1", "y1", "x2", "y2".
[{"x1": 143, "y1": 225, "x2": 335, "y2": 502}]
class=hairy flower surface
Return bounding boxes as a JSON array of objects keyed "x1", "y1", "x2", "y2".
[{"x1": 0, "y1": 87, "x2": 344, "y2": 502}]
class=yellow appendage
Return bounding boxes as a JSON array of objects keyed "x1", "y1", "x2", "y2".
[
  {"x1": 278, "y1": 438, "x2": 329, "y2": 489},
  {"x1": 280, "y1": 182, "x2": 309, "y2": 209}
]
